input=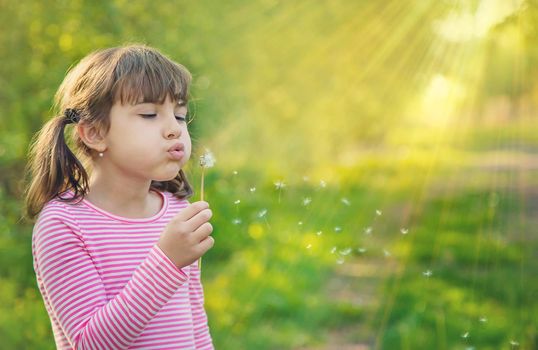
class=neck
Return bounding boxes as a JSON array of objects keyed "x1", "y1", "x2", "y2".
[{"x1": 85, "y1": 170, "x2": 159, "y2": 219}]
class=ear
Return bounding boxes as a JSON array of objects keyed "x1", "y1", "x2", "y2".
[{"x1": 76, "y1": 122, "x2": 107, "y2": 153}]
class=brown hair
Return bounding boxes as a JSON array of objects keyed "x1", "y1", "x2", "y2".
[{"x1": 24, "y1": 44, "x2": 194, "y2": 221}]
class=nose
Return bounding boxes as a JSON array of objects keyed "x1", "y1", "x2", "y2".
[{"x1": 166, "y1": 114, "x2": 181, "y2": 139}]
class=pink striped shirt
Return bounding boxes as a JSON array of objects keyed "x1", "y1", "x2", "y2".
[{"x1": 32, "y1": 190, "x2": 214, "y2": 349}]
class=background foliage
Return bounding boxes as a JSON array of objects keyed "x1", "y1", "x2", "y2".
[{"x1": 0, "y1": 0, "x2": 536, "y2": 349}]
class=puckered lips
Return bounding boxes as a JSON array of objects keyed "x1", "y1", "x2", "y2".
[{"x1": 167, "y1": 142, "x2": 185, "y2": 160}]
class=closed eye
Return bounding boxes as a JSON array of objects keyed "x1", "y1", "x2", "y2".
[{"x1": 140, "y1": 114, "x2": 188, "y2": 122}]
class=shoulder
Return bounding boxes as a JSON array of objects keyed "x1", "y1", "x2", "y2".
[{"x1": 33, "y1": 196, "x2": 82, "y2": 242}]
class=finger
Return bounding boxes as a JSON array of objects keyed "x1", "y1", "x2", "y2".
[
  {"x1": 184, "y1": 209, "x2": 212, "y2": 232},
  {"x1": 174, "y1": 201, "x2": 209, "y2": 223},
  {"x1": 192, "y1": 222, "x2": 213, "y2": 243},
  {"x1": 197, "y1": 235, "x2": 215, "y2": 254}
]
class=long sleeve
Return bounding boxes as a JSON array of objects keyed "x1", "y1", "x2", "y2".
[
  {"x1": 189, "y1": 261, "x2": 214, "y2": 349},
  {"x1": 32, "y1": 214, "x2": 189, "y2": 350}
]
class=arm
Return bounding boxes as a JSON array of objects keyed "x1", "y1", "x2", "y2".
[
  {"x1": 33, "y1": 214, "x2": 189, "y2": 349},
  {"x1": 189, "y1": 261, "x2": 214, "y2": 349}
]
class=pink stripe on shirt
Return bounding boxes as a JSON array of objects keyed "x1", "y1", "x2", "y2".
[{"x1": 32, "y1": 190, "x2": 214, "y2": 349}]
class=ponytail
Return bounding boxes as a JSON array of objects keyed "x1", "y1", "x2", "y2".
[{"x1": 24, "y1": 114, "x2": 89, "y2": 221}]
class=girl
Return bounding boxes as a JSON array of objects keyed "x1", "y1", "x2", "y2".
[{"x1": 24, "y1": 44, "x2": 215, "y2": 349}]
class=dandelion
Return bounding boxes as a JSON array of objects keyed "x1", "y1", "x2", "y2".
[
  {"x1": 364, "y1": 226, "x2": 373, "y2": 235},
  {"x1": 376, "y1": 209, "x2": 382, "y2": 216},
  {"x1": 198, "y1": 149, "x2": 216, "y2": 271},
  {"x1": 400, "y1": 228, "x2": 409, "y2": 235},
  {"x1": 334, "y1": 226, "x2": 342, "y2": 233},
  {"x1": 274, "y1": 180, "x2": 286, "y2": 203},
  {"x1": 250, "y1": 187, "x2": 256, "y2": 192},
  {"x1": 234, "y1": 199, "x2": 241, "y2": 205},
  {"x1": 423, "y1": 270, "x2": 433, "y2": 277},
  {"x1": 232, "y1": 218, "x2": 242, "y2": 225},
  {"x1": 302, "y1": 197, "x2": 312, "y2": 206},
  {"x1": 341, "y1": 198, "x2": 351, "y2": 206}
]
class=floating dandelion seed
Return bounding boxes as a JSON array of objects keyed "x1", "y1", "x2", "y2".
[
  {"x1": 298, "y1": 221, "x2": 303, "y2": 226},
  {"x1": 274, "y1": 180, "x2": 286, "y2": 203},
  {"x1": 339, "y1": 248, "x2": 352, "y2": 256},
  {"x1": 257, "y1": 209, "x2": 267, "y2": 218},
  {"x1": 302, "y1": 197, "x2": 312, "y2": 206},
  {"x1": 198, "y1": 149, "x2": 216, "y2": 271},
  {"x1": 465, "y1": 347, "x2": 475, "y2": 350},
  {"x1": 232, "y1": 218, "x2": 242, "y2": 225},
  {"x1": 510, "y1": 340, "x2": 519, "y2": 347},
  {"x1": 250, "y1": 187, "x2": 256, "y2": 192},
  {"x1": 334, "y1": 226, "x2": 342, "y2": 233},
  {"x1": 479, "y1": 317, "x2": 487, "y2": 323},
  {"x1": 383, "y1": 249, "x2": 391, "y2": 257},
  {"x1": 303, "y1": 176, "x2": 310, "y2": 182},
  {"x1": 400, "y1": 228, "x2": 409, "y2": 235},
  {"x1": 364, "y1": 226, "x2": 373, "y2": 235},
  {"x1": 341, "y1": 198, "x2": 351, "y2": 206},
  {"x1": 331, "y1": 246, "x2": 337, "y2": 254},
  {"x1": 336, "y1": 257, "x2": 345, "y2": 264},
  {"x1": 316, "y1": 230, "x2": 323, "y2": 236},
  {"x1": 376, "y1": 209, "x2": 382, "y2": 216},
  {"x1": 234, "y1": 199, "x2": 241, "y2": 205},
  {"x1": 306, "y1": 244, "x2": 312, "y2": 249},
  {"x1": 423, "y1": 270, "x2": 433, "y2": 277},
  {"x1": 358, "y1": 248, "x2": 367, "y2": 253},
  {"x1": 461, "y1": 332, "x2": 469, "y2": 339},
  {"x1": 319, "y1": 180, "x2": 327, "y2": 188},
  {"x1": 233, "y1": 170, "x2": 238, "y2": 175}
]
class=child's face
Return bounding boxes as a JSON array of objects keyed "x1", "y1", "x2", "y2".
[{"x1": 103, "y1": 95, "x2": 191, "y2": 182}]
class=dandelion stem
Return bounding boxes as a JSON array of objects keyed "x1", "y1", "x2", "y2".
[{"x1": 198, "y1": 166, "x2": 206, "y2": 271}]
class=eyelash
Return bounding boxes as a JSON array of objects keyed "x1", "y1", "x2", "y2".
[{"x1": 140, "y1": 114, "x2": 187, "y2": 122}]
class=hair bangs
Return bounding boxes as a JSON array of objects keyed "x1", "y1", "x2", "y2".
[{"x1": 112, "y1": 49, "x2": 191, "y2": 106}]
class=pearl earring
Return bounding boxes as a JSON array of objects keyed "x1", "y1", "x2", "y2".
[{"x1": 99, "y1": 152, "x2": 103, "y2": 157}]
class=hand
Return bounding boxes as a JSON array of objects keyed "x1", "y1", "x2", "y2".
[{"x1": 157, "y1": 201, "x2": 214, "y2": 269}]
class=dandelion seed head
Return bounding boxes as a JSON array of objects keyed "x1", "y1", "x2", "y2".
[{"x1": 199, "y1": 149, "x2": 216, "y2": 168}]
